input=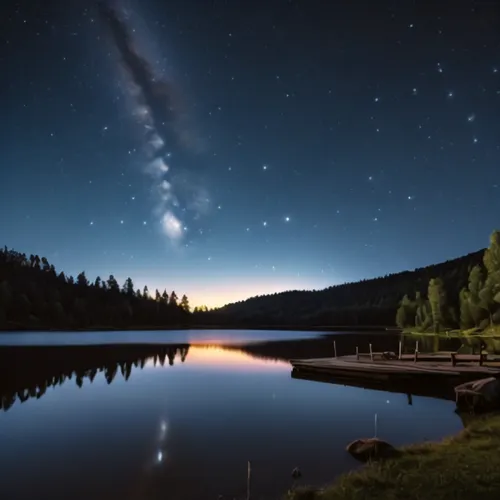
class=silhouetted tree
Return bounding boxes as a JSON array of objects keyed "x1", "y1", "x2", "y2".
[
  {"x1": 180, "y1": 294, "x2": 190, "y2": 312},
  {"x1": 169, "y1": 291, "x2": 178, "y2": 306},
  {"x1": 123, "y1": 277, "x2": 135, "y2": 296},
  {"x1": 77, "y1": 271, "x2": 89, "y2": 287},
  {"x1": 107, "y1": 275, "x2": 119, "y2": 292}
]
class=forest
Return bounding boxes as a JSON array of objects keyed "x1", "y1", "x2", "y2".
[
  {"x1": 0, "y1": 247, "x2": 191, "y2": 330},
  {"x1": 202, "y1": 245, "x2": 489, "y2": 329},
  {"x1": 1, "y1": 232, "x2": 499, "y2": 331},
  {"x1": 394, "y1": 230, "x2": 500, "y2": 333}
]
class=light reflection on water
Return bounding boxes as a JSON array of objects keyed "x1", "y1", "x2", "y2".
[{"x1": 0, "y1": 332, "x2": 465, "y2": 500}]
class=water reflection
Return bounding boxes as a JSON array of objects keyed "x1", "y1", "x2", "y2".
[
  {"x1": 0, "y1": 332, "x2": 472, "y2": 500},
  {"x1": 2, "y1": 332, "x2": 500, "y2": 412},
  {"x1": 0, "y1": 345, "x2": 189, "y2": 411}
]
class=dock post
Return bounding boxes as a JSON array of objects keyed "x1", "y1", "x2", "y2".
[
  {"x1": 398, "y1": 341, "x2": 402, "y2": 360},
  {"x1": 356, "y1": 346, "x2": 359, "y2": 360},
  {"x1": 416, "y1": 341, "x2": 419, "y2": 354},
  {"x1": 247, "y1": 460, "x2": 251, "y2": 500},
  {"x1": 369, "y1": 343, "x2": 373, "y2": 361},
  {"x1": 333, "y1": 341, "x2": 337, "y2": 358}
]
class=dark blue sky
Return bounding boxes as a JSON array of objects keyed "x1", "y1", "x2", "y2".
[{"x1": 1, "y1": 0, "x2": 499, "y2": 306}]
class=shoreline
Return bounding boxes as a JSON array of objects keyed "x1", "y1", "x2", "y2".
[
  {"x1": 0, "y1": 324, "x2": 397, "y2": 334},
  {"x1": 403, "y1": 326, "x2": 500, "y2": 338},
  {"x1": 288, "y1": 413, "x2": 500, "y2": 500}
]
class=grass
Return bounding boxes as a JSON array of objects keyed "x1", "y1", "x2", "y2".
[
  {"x1": 286, "y1": 413, "x2": 500, "y2": 500},
  {"x1": 403, "y1": 326, "x2": 500, "y2": 338}
]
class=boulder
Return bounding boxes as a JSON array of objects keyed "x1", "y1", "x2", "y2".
[
  {"x1": 382, "y1": 351, "x2": 397, "y2": 360},
  {"x1": 346, "y1": 438, "x2": 398, "y2": 462},
  {"x1": 455, "y1": 377, "x2": 500, "y2": 412}
]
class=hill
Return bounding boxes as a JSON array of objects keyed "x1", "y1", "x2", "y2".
[{"x1": 201, "y1": 249, "x2": 487, "y2": 328}]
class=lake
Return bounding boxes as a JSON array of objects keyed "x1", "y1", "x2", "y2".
[{"x1": 0, "y1": 330, "x2": 466, "y2": 500}]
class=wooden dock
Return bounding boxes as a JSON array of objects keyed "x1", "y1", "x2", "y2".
[{"x1": 290, "y1": 352, "x2": 500, "y2": 381}]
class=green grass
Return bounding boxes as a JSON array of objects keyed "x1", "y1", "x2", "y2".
[
  {"x1": 286, "y1": 414, "x2": 500, "y2": 500},
  {"x1": 403, "y1": 327, "x2": 500, "y2": 338}
]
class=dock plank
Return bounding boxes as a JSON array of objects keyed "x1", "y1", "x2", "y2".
[{"x1": 290, "y1": 354, "x2": 500, "y2": 379}]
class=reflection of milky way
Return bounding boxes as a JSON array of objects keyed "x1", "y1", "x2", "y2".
[{"x1": 98, "y1": 1, "x2": 203, "y2": 243}]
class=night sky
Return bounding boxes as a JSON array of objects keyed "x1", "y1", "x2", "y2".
[{"x1": 1, "y1": 0, "x2": 499, "y2": 307}]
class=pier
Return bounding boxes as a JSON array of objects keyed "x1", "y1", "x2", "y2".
[{"x1": 290, "y1": 343, "x2": 500, "y2": 382}]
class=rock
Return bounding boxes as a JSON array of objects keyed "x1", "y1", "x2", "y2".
[
  {"x1": 382, "y1": 351, "x2": 397, "y2": 360},
  {"x1": 346, "y1": 438, "x2": 398, "y2": 462},
  {"x1": 455, "y1": 377, "x2": 500, "y2": 412}
]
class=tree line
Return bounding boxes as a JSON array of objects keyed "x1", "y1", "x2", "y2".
[
  {"x1": 0, "y1": 247, "x2": 191, "y2": 330},
  {"x1": 396, "y1": 230, "x2": 500, "y2": 332},
  {"x1": 200, "y1": 247, "x2": 485, "y2": 328},
  {"x1": 0, "y1": 234, "x2": 496, "y2": 330}
]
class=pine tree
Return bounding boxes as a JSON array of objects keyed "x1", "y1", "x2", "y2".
[
  {"x1": 395, "y1": 305, "x2": 407, "y2": 328},
  {"x1": 155, "y1": 289, "x2": 161, "y2": 302},
  {"x1": 180, "y1": 294, "x2": 190, "y2": 312},
  {"x1": 428, "y1": 278, "x2": 446, "y2": 333},
  {"x1": 162, "y1": 289, "x2": 169, "y2": 304},
  {"x1": 479, "y1": 230, "x2": 500, "y2": 326},
  {"x1": 123, "y1": 277, "x2": 135, "y2": 296},
  {"x1": 77, "y1": 271, "x2": 89, "y2": 287},
  {"x1": 459, "y1": 288, "x2": 474, "y2": 329},
  {"x1": 468, "y1": 265, "x2": 485, "y2": 326},
  {"x1": 143, "y1": 286, "x2": 149, "y2": 299},
  {"x1": 41, "y1": 257, "x2": 50, "y2": 272},
  {"x1": 169, "y1": 291, "x2": 178, "y2": 306},
  {"x1": 107, "y1": 275, "x2": 119, "y2": 292}
]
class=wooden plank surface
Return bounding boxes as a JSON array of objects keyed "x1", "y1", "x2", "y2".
[{"x1": 290, "y1": 355, "x2": 500, "y2": 378}]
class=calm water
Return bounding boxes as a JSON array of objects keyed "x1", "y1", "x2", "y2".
[{"x1": 0, "y1": 330, "x2": 466, "y2": 500}]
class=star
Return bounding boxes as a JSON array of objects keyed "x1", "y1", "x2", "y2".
[
  {"x1": 368, "y1": 175, "x2": 373, "y2": 181},
  {"x1": 447, "y1": 91, "x2": 454, "y2": 98},
  {"x1": 143, "y1": 221, "x2": 147, "y2": 225},
  {"x1": 120, "y1": 220, "x2": 124, "y2": 224},
  {"x1": 473, "y1": 137, "x2": 478, "y2": 144},
  {"x1": 285, "y1": 216, "x2": 290, "y2": 222},
  {"x1": 374, "y1": 97, "x2": 380, "y2": 103},
  {"x1": 467, "y1": 113, "x2": 476, "y2": 122},
  {"x1": 407, "y1": 195, "x2": 414, "y2": 200},
  {"x1": 263, "y1": 221, "x2": 267, "y2": 226},
  {"x1": 131, "y1": 196, "x2": 135, "y2": 200},
  {"x1": 90, "y1": 221, "x2": 94, "y2": 226},
  {"x1": 412, "y1": 88, "x2": 418, "y2": 95},
  {"x1": 217, "y1": 205, "x2": 222, "y2": 210},
  {"x1": 262, "y1": 164, "x2": 268, "y2": 170}
]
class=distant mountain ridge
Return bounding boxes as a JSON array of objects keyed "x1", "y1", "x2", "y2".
[{"x1": 207, "y1": 249, "x2": 486, "y2": 327}]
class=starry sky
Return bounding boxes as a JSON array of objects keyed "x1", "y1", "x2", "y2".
[{"x1": 1, "y1": 0, "x2": 499, "y2": 308}]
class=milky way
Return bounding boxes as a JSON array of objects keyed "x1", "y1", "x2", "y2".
[{"x1": 98, "y1": 0, "x2": 197, "y2": 243}]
